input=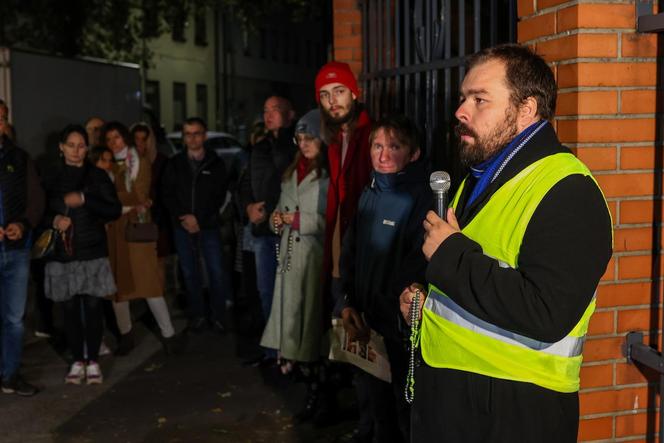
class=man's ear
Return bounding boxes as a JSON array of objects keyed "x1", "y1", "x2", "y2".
[
  {"x1": 288, "y1": 110, "x2": 296, "y2": 122},
  {"x1": 352, "y1": 92, "x2": 357, "y2": 101},
  {"x1": 517, "y1": 96, "x2": 539, "y2": 130},
  {"x1": 410, "y1": 148, "x2": 421, "y2": 163}
]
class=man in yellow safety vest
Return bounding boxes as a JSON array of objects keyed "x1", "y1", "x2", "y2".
[{"x1": 399, "y1": 44, "x2": 613, "y2": 442}]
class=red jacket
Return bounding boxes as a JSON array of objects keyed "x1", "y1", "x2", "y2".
[{"x1": 323, "y1": 109, "x2": 373, "y2": 287}]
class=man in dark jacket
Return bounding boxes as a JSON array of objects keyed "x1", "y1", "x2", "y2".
[
  {"x1": 400, "y1": 44, "x2": 613, "y2": 442},
  {"x1": 239, "y1": 96, "x2": 296, "y2": 345},
  {"x1": 162, "y1": 117, "x2": 229, "y2": 332},
  {"x1": 0, "y1": 132, "x2": 45, "y2": 396},
  {"x1": 340, "y1": 116, "x2": 430, "y2": 443}
]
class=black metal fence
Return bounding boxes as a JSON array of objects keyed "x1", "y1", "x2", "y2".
[{"x1": 361, "y1": 0, "x2": 517, "y2": 179}]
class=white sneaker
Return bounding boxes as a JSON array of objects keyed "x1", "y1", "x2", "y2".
[
  {"x1": 65, "y1": 361, "x2": 86, "y2": 385},
  {"x1": 99, "y1": 341, "x2": 112, "y2": 357},
  {"x1": 85, "y1": 362, "x2": 103, "y2": 385}
]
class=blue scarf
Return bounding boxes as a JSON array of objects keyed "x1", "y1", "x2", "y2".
[{"x1": 466, "y1": 120, "x2": 548, "y2": 207}]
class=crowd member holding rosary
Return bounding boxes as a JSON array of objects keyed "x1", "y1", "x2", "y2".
[{"x1": 339, "y1": 115, "x2": 431, "y2": 443}]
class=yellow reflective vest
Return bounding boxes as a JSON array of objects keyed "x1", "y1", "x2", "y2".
[{"x1": 420, "y1": 152, "x2": 610, "y2": 393}]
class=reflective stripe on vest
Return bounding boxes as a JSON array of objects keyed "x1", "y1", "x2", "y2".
[
  {"x1": 420, "y1": 152, "x2": 611, "y2": 393},
  {"x1": 426, "y1": 289, "x2": 591, "y2": 358}
]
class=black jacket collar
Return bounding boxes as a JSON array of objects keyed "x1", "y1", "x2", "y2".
[{"x1": 456, "y1": 122, "x2": 571, "y2": 226}]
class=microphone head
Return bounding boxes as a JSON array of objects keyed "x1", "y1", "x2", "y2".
[{"x1": 430, "y1": 171, "x2": 451, "y2": 193}]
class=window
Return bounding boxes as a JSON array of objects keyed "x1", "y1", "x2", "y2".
[
  {"x1": 173, "y1": 82, "x2": 187, "y2": 131},
  {"x1": 171, "y1": 4, "x2": 187, "y2": 42},
  {"x1": 145, "y1": 80, "x2": 161, "y2": 123},
  {"x1": 194, "y1": 5, "x2": 207, "y2": 46},
  {"x1": 142, "y1": 0, "x2": 160, "y2": 38},
  {"x1": 196, "y1": 84, "x2": 208, "y2": 123}
]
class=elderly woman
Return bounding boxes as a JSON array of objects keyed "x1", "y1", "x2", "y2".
[
  {"x1": 43, "y1": 124, "x2": 121, "y2": 384},
  {"x1": 102, "y1": 121, "x2": 178, "y2": 355},
  {"x1": 260, "y1": 109, "x2": 329, "y2": 420}
]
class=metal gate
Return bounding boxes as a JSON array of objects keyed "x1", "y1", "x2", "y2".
[{"x1": 361, "y1": 0, "x2": 517, "y2": 178}]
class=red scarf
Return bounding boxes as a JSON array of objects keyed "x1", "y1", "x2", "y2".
[{"x1": 296, "y1": 156, "x2": 313, "y2": 184}]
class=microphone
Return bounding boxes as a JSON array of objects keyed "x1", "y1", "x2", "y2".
[{"x1": 430, "y1": 171, "x2": 451, "y2": 221}]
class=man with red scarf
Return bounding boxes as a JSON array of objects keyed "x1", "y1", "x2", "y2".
[
  {"x1": 316, "y1": 62, "x2": 373, "y2": 316},
  {"x1": 315, "y1": 62, "x2": 373, "y2": 439}
]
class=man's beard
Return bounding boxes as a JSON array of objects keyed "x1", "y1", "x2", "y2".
[
  {"x1": 456, "y1": 106, "x2": 519, "y2": 167},
  {"x1": 322, "y1": 100, "x2": 355, "y2": 126}
]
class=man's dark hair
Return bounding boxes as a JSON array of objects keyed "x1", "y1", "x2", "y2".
[
  {"x1": 183, "y1": 117, "x2": 208, "y2": 131},
  {"x1": 369, "y1": 114, "x2": 421, "y2": 155},
  {"x1": 59, "y1": 124, "x2": 89, "y2": 146},
  {"x1": 467, "y1": 44, "x2": 557, "y2": 120},
  {"x1": 100, "y1": 121, "x2": 131, "y2": 148}
]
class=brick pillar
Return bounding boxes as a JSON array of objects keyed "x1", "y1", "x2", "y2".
[
  {"x1": 332, "y1": 0, "x2": 363, "y2": 78},
  {"x1": 519, "y1": 1, "x2": 660, "y2": 441}
]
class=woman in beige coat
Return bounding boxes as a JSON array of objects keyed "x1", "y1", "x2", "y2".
[{"x1": 103, "y1": 122, "x2": 176, "y2": 355}]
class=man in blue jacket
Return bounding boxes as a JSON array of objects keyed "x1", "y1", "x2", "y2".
[{"x1": 340, "y1": 115, "x2": 431, "y2": 443}]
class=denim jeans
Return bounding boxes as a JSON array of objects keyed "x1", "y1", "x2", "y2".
[
  {"x1": 0, "y1": 248, "x2": 30, "y2": 380},
  {"x1": 174, "y1": 227, "x2": 230, "y2": 322},
  {"x1": 252, "y1": 234, "x2": 278, "y2": 322}
]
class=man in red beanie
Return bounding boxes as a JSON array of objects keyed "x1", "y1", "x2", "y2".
[
  {"x1": 315, "y1": 61, "x2": 374, "y2": 441},
  {"x1": 316, "y1": 61, "x2": 372, "y2": 312}
]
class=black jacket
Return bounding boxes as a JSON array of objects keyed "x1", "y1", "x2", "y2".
[
  {"x1": 161, "y1": 148, "x2": 227, "y2": 230},
  {"x1": 415, "y1": 122, "x2": 613, "y2": 442},
  {"x1": 0, "y1": 139, "x2": 45, "y2": 251},
  {"x1": 42, "y1": 161, "x2": 121, "y2": 262},
  {"x1": 341, "y1": 160, "x2": 432, "y2": 343},
  {"x1": 239, "y1": 125, "x2": 297, "y2": 235}
]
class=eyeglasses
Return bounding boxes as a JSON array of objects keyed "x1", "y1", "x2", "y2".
[{"x1": 293, "y1": 135, "x2": 317, "y2": 144}]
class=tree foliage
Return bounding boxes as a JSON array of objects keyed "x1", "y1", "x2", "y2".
[{"x1": 0, "y1": 0, "x2": 325, "y2": 65}]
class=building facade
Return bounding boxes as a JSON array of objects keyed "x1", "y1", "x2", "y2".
[{"x1": 144, "y1": 4, "x2": 217, "y2": 132}]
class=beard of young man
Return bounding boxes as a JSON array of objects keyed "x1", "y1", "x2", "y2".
[
  {"x1": 321, "y1": 99, "x2": 357, "y2": 141},
  {"x1": 456, "y1": 105, "x2": 519, "y2": 168}
]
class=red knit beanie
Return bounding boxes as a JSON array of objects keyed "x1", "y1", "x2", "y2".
[{"x1": 315, "y1": 61, "x2": 360, "y2": 103}]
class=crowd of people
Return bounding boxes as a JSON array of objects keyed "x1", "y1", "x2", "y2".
[{"x1": 0, "y1": 43, "x2": 613, "y2": 443}]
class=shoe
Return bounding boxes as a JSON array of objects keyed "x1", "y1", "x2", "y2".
[
  {"x1": 114, "y1": 330, "x2": 135, "y2": 356},
  {"x1": 34, "y1": 330, "x2": 52, "y2": 339},
  {"x1": 187, "y1": 317, "x2": 208, "y2": 334},
  {"x1": 313, "y1": 391, "x2": 339, "y2": 428},
  {"x1": 99, "y1": 341, "x2": 112, "y2": 357},
  {"x1": 85, "y1": 362, "x2": 103, "y2": 384},
  {"x1": 212, "y1": 320, "x2": 227, "y2": 335},
  {"x1": 65, "y1": 361, "x2": 86, "y2": 385},
  {"x1": 163, "y1": 334, "x2": 186, "y2": 355},
  {"x1": 1, "y1": 374, "x2": 38, "y2": 396},
  {"x1": 294, "y1": 386, "x2": 319, "y2": 424}
]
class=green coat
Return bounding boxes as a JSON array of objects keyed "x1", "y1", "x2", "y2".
[{"x1": 260, "y1": 168, "x2": 329, "y2": 362}]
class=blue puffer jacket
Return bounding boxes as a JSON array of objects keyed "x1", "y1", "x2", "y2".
[{"x1": 340, "y1": 160, "x2": 432, "y2": 342}]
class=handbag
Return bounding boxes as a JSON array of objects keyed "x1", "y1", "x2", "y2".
[
  {"x1": 31, "y1": 228, "x2": 57, "y2": 259},
  {"x1": 125, "y1": 221, "x2": 159, "y2": 243}
]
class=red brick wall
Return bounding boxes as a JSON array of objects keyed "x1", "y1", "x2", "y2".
[
  {"x1": 332, "y1": 0, "x2": 363, "y2": 79},
  {"x1": 519, "y1": 1, "x2": 659, "y2": 441}
]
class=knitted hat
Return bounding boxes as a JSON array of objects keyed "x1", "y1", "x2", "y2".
[
  {"x1": 295, "y1": 109, "x2": 321, "y2": 140},
  {"x1": 315, "y1": 61, "x2": 360, "y2": 103}
]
